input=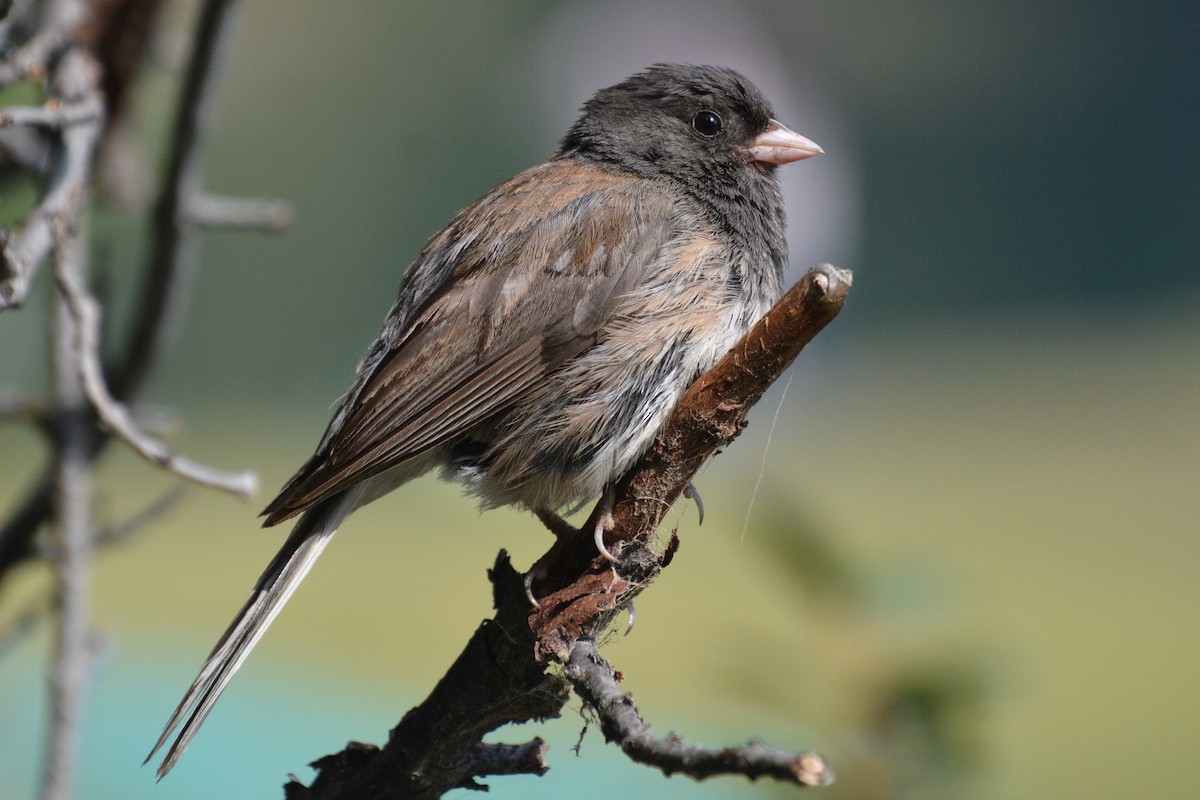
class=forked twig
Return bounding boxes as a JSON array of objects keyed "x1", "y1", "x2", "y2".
[{"x1": 54, "y1": 257, "x2": 258, "y2": 498}]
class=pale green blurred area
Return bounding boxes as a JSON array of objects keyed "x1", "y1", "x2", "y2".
[{"x1": 1, "y1": 1, "x2": 1198, "y2": 799}]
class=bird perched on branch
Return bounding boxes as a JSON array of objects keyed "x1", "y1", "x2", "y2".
[{"x1": 148, "y1": 63, "x2": 822, "y2": 777}]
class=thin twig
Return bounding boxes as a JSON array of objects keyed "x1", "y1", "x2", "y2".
[
  {"x1": 565, "y1": 640, "x2": 833, "y2": 787},
  {"x1": 0, "y1": 126, "x2": 56, "y2": 174},
  {"x1": 0, "y1": 44, "x2": 104, "y2": 579},
  {"x1": 0, "y1": 0, "x2": 81, "y2": 90},
  {"x1": 0, "y1": 45, "x2": 102, "y2": 310},
  {"x1": 0, "y1": 0, "x2": 252, "y2": 579},
  {"x1": 0, "y1": 97, "x2": 105, "y2": 129},
  {"x1": 94, "y1": 485, "x2": 188, "y2": 548},
  {"x1": 54, "y1": 257, "x2": 257, "y2": 498},
  {"x1": 111, "y1": 0, "x2": 240, "y2": 379},
  {"x1": 188, "y1": 192, "x2": 294, "y2": 232}
]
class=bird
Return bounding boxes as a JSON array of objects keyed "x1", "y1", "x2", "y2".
[{"x1": 147, "y1": 63, "x2": 822, "y2": 778}]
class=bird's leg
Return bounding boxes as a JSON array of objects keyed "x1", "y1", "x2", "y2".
[
  {"x1": 534, "y1": 507, "x2": 579, "y2": 540},
  {"x1": 523, "y1": 486, "x2": 620, "y2": 607},
  {"x1": 523, "y1": 505, "x2": 592, "y2": 607},
  {"x1": 683, "y1": 481, "x2": 705, "y2": 525},
  {"x1": 532, "y1": 490, "x2": 618, "y2": 559},
  {"x1": 524, "y1": 507, "x2": 589, "y2": 607}
]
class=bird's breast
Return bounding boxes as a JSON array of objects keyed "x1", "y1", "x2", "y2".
[{"x1": 454, "y1": 230, "x2": 780, "y2": 513}]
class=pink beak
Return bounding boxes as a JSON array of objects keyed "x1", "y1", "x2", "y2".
[{"x1": 748, "y1": 119, "x2": 823, "y2": 165}]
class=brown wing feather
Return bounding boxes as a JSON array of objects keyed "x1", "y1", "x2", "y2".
[{"x1": 262, "y1": 161, "x2": 679, "y2": 525}]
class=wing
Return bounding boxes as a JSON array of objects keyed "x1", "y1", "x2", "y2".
[{"x1": 262, "y1": 160, "x2": 681, "y2": 525}]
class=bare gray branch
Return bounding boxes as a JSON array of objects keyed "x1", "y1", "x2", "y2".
[
  {"x1": 565, "y1": 640, "x2": 833, "y2": 787},
  {"x1": 0, "y1": 0, "x2": 82, "y2": 90},
  {"x1": 40, "y1": 195, "x2": 94, "y2": 800},
  {"x1": 0, "y1": 97, "x2": 104, "y2": 129},
  {"x1": 189, "y1": 192, "x2": 294, "y2": 232},
  {"x1": 54, "y1": 256, "x2": 258, "y2": 498},
  {"x1": 0, "y1": 0, "x2": 248, "y2": 584},
  {"x1": 94, "y1": 485, "x2": 188, "y2": 548},
  {"x1": 0, "y1": 48, "x2": 103, "y2": 310}
]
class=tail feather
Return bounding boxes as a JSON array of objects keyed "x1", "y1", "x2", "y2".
[{"x1": 146, "y1": 487, "x2": 362, "y2": 778}]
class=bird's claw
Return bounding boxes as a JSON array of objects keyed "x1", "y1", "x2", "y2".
[
  {"x1": 683, "y1": 481, "x2": 705, "y2": 525},
  {"x1": 593, "y1": 509, "x2": 618, "y2": 562},
  {"x1": 523, "y1": 568, "x2": 542, "y2": 609}
]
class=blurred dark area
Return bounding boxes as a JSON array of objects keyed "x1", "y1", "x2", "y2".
[{"x1": 819, "y1": 1, "x2": 1200, "y2": 319}]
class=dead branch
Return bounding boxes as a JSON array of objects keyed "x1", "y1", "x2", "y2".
[
  {"x1": 54, "y1": 255, "x2": 258, "y2": 497},
  {"x1": 287, "y1": 263, "x2": 851, "y2": 799},
  {"x1": 283, "y1": 554, "x2": 569, "y2": 800},
  {"x1": 0, "y1": 0, "x2": 255, "y2": 582},
  {"x1": 93, "y1": 485, "x2": 188, "y2": 549},
  {"x1": 0, "y1": 0, "x2": 81, "y2": 91},
  {"x1": 41, "y1": 151, "x2": 96, "y2": 800},
  {"x1": 0, "y1": 97, "x2": 105, "y2": 129},
  {"x1": 0, "y1": 43, "x2": 102, "y2": 311},
  {"x1": 188, "y1": 192, "x2": 294, "y2": 232},
  {"x1": 565, "y1": 640, "x2": 832, "y2": 786}
]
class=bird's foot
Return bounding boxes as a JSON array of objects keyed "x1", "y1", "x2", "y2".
[{"x1": 524, "y1": 487, "x2": 621, "y2": 607}]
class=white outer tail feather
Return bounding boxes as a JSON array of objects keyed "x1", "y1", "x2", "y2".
[{"x1": 146, "y1": 486, "x2": 363, "y2": 778}]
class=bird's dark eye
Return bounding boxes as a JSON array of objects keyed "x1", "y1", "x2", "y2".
[{"x1": 691, "y1": 110, "x2": 722, "y2": 137}]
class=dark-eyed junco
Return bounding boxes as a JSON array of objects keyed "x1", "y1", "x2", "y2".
[{"x1": 148, "y1": 63, "x2": 821, "y2": 777}]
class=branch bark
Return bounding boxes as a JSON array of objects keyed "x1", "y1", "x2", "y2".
[
  {"x1": 288, "y1": 263, "x2": 851, "y2": 798},
  {"x1": 284, "y1": 556, "x2": 567, "y2": 800},
  {"x1": 565, "y1": 640, "x2": 832, "y2": 785}
]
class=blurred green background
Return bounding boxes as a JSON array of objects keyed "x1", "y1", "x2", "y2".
[{"x1": 1, "y1": 1, "x2": 1198, "y2": 798}]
